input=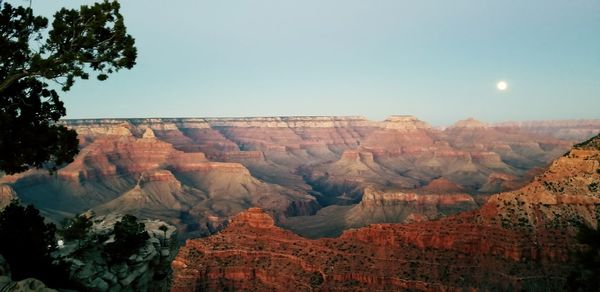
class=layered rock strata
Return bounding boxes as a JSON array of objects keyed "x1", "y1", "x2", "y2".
[
  {"x1": 3, "y1": 116, "x2": 597, "y2": 237},
  {"x1": 171, "y1": 134, "x2": 600, "y2": 290}
]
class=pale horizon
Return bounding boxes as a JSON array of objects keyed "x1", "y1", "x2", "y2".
[{"x1": 59, "y1": 115, "x2": 600, "y2": 128}]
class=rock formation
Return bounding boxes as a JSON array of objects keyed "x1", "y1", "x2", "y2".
[
  {"x1": 346, "y1": 187, "x2": 477, "y2": 223},
  {"x1": 2, "y1": 116, "x2": 597, "y2": 238},
  {"x1": 55, "y1": 214, "x2": 178, "y2": 291},
  {"x1": 283, "y1": 183, "x2": 479, "y2": 238},
  {"x1": 3, "y1": 133, "x2": 316, "y2": 237},
  {"x1": 450, "y1": 117, "x2": 489, "y2": 129},
  {"x1": 171, "y1": 134, "x2": 600, "y2": 290},
  {"x1": 0, "y1": 184, "x2": 16, "y2": 209}
]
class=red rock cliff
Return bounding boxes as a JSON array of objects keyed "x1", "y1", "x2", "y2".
[{"x1": 171, "y1": 134, "x2": 600, "y2": 291}]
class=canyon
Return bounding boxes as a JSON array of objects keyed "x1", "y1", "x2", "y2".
[
  {"x1": 1, "y1": 116, "x2": 598, "y2": 238},
  {"x1": 171, "y1": 133, "x2": 600, "y2": 291}
]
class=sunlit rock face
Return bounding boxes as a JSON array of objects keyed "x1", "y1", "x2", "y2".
[
  {"x1": 0, "y1": 185, "x2": 16, "y2": 209},
  {"x1": 171, "y1": 135, "x2": 600, "y2": 291},
  {"x1": 2, "y1": 116, "x2": 597, "y2": 238}
]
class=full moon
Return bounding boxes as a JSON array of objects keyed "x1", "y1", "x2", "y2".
[{"x1": 496, "y1": 81, "x2": 508, "y2": 91}]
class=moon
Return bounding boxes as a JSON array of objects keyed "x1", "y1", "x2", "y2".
[{"x1": 496, "y1": 81, "x2": 508, "y2": 91}]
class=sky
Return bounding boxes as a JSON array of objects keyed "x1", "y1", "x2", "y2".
[{"x1": 11, "y1": 0, "x2": 600, "y2": 125}]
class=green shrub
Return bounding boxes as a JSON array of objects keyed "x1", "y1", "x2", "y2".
[
  {"x1": 309, "y1": 272, "x2": 324, "y2": 288},
  {"x1": 60, "y1": 213, "x2": 93, "y2": 247},
  {"x1": 105, "y1": 214, "x2": 149, "y2": 261}
]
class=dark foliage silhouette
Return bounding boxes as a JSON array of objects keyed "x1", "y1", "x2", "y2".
[
  {"x1": 105, "y1": 214, "x2": 149, "y2": 261},
  {"x1": 0, "y1": 1, "x2": 136, "y2": 174},
  {"x1": 0, "y1": 200, "x2": 71, "y2": 287},
  {"x1": 566, "y1": 220, "x2": 600, "y2": 291}
]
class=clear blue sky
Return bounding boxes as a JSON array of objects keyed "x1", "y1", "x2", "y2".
[{"x1": 15, "y1": 0, "x2": 600, "y2": 125}]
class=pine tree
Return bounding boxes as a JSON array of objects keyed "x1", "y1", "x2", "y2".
[{"x1": 0, "y1": 1, "x2": 137, "y2": 174}]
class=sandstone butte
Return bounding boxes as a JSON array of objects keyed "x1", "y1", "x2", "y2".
[{"x1": 171, "y1": 134, "x2": 600, "y2": 291}]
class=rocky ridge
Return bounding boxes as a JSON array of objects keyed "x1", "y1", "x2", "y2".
[
  {"x1": 171, "y1": 134, "x2": 600, "y2": 290},
  {"x1": 497, "y1": 119, "x2": 600, "y2": 141},
  {"x1": 3, "y1": 116, "x2": 598, "y2": 238}
]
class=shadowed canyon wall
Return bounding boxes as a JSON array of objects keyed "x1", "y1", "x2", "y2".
[{"x1": 1, "y1": 116, "x2": 598, "y2": 238}]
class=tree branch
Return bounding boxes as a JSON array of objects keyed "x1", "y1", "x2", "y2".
[{"x1": 0, "y1": 71, "x2": 29, "y2": 93}]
